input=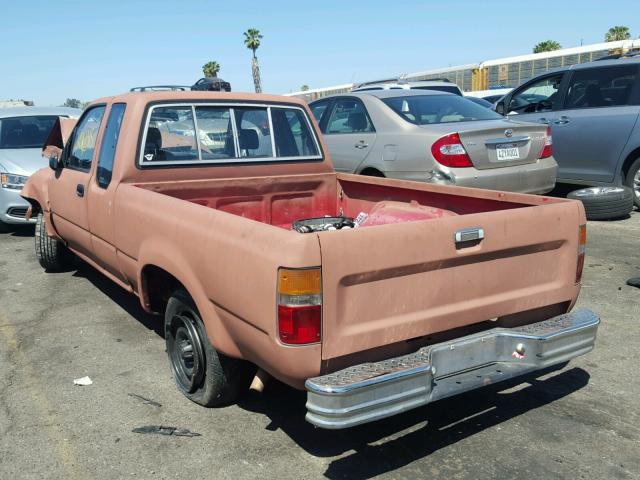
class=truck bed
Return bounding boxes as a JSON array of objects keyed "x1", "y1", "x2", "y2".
[{"x1": 133, "y1": 173, "x2": 582, "y2": 365}]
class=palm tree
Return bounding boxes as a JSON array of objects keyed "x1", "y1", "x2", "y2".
[
  {"x1": 244, "y1": 28, "x2": 263, "y2": 93},
  {"x1": 533, "y1": 40, "x2": 561, "y2": 53},
  {"x1": 605, "y1": 26, "x2": 631, "y2": 42},
  {"x1": 202, "y1": 61, "x2": 221, "y2": 78}
]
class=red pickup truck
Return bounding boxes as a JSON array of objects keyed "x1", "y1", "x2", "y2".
[{"x1": 22, "y1": 91, "x2": 599, "y2": 429}]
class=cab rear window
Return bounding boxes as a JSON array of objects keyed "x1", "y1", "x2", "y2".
[{"x1": 140, "y1": 103, "x2": 321, "y2": 166}]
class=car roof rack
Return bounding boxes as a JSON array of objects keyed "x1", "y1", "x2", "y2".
[{"x1": 129, "y1": 85, "x2": 191, "y2": 92}]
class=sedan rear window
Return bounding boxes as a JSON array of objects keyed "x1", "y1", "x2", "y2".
[
  {"x1": 0, "y1": 116, "x2": 60, "y2": 149},
  {"x1": 382, "y1": 95, "x2": 502, "y2": 125}
]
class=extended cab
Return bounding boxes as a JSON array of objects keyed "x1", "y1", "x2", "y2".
[{"x1": 22, "y1": 91, "x2": 599, "y2": 429}]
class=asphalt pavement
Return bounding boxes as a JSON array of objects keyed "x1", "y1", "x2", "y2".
[{"x1": 1, "y1": 212, "x2": 639, "y2": 479}]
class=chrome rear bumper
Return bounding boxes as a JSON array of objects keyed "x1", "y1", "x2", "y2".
[{"x1": 306, "y1": 309, "x2": 599, "y2": 429}]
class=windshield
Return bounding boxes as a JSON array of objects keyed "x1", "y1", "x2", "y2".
[
  {"x1": 0, "y1": 115, "x2": 60, "y2": 149},
  {"x1": 382, "y1": 95, "x2": 502, "y2": 125}
]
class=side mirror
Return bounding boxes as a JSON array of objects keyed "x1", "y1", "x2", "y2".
[
  {"x1": 495, "y1": 101, "x2": 506, "y2": 116},
  {"x1": 44, "y1": 145, "x2": 63, "y2": 170},
  {"x1": 48, "y1": 155, "x2": 60, "y2": 170}
]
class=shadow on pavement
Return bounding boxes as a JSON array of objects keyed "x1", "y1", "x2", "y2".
[
  {"x1": 238, "y1": 366, "x2": 590, "y2": 479},
  {"x1": 72, "y1": 262, "x2": 164, "y2": 337}
]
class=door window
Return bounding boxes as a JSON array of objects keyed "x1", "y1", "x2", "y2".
[
  {"x1": 310, "y1": 100, "x2": 331, "y2": 127},
  {"x1": 96, "y1": 103, "x2": 126, "y2": 188},
  {"x1": 564, "y1": 66, "x2": 638, "y2": 109},
  {"x1": 508, "y1": 74, "x2": 563, "y2": 114},
  {"x1": 326, "y1": 99, "x2": 375, "y2": 134},
  {"x1": 66, "y1": 106, "x2": 106, "y2": 171}
]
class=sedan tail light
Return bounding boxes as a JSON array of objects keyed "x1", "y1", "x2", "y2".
[
  {"x1": 277, "y1": 268, "x2": 322, "y2": 345},
  {"x1": 431, "y1": 133, "x2": 473, "y2": 168},
  {"x1": 539, "y1": 126, "x2": 553, "y2": 159}
]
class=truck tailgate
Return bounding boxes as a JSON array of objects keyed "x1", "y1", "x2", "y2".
[{"x1": 318, "y1": 201, "x2": 582, "y2": 360}]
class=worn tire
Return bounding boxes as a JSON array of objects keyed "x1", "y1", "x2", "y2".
[
  {"x1": 165, "y1": 289, "x2": 252, "y2": 407},
  {"x1": 567, "y1": 186, "x2": 634, "y2": 220},
  {"x1": 35, "y1": 213, "x2": 72, "y2": 270},
  {"x1": 623, "y1": 156, "x2": 640, "y2": 209}
]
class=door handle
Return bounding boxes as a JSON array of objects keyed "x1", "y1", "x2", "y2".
[
  {"x1": 538, "y1": 117, "x2": 551, "y2": 124},
  {"x1": 554, "y1": 116, "x2": 570, "y2": 125},
  {"x1": 76, "y1": 184, "x2": 85, "y2": 197},
  {"x1": 354, "y1": 141, "x2": 369, "y2": 149}
]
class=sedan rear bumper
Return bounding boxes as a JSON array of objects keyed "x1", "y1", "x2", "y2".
[{"x1": 305, "y1": 308, "x2": 599, "y2": 429}]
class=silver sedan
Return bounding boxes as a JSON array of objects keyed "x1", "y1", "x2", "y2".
[
  {"x1": 310, "y1": 90, "x2": 557, "y2": 194},
  {"x1": 0, "y1": 107, "x2": 80, "y2": 231}
]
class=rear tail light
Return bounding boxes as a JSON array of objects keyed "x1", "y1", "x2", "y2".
[
  {"x1": 431, "y1": 133, "x2": 473, "y2": 168},
  {"x1": 576, "y1": 225, "x2": 586, "y2": 283},
  {"x1": 539, "y1": 126, "x2": 553, "y2": 159},
  {"x1": 277, "y1": 268, "x2": 321, "y2": 344}
]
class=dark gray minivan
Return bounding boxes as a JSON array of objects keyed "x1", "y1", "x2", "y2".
[{"x1": 495, "y1": 58, "x2": 640, "y2": 207}]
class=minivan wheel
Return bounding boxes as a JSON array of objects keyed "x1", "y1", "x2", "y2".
[
  {"x1": 165, "y1": 289, "x2": 253, "y2": 407},
  {"x1": 567, "y1": 186, "x2": 634, "y2": 220},
  {"x1": 35, "y1": 213, "x2": 73, "y2": 271},
  {"x1": 624, "y1": 157, "x2": 640, "y2": 209}
]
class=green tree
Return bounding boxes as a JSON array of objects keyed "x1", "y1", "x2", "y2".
[
  {"x1": 533, "y1": 40, "x2": 562, "y2": 53},
  {"x1": 202, "y1": 61, "x2": 221, "y2": 78},
  {"x1": 62, "y1": 98, "x2": 82, "y2": 109},
  {"x1": 300, "y1": 85, "x2": 310, "y2": 91},
  {"x1": 244, "y1": 28, "x2": 263, "y2": 93},
  {"x1": 605, "y1": 26, "x2": 631, "y2": 42}
]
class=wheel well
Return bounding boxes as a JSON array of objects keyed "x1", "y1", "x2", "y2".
[
  {"x1": 24, "y1": 198, "x2": 42, "y2": 215},
  {"x1": 359, "y1": 167, "x2": 385, "y2": 177},
  {"x1": 622, "y1": 147, "x2": 640, "y2": 180},
  {"x1": 140, "y1": 265, "x2": 184, "y2": 314}
]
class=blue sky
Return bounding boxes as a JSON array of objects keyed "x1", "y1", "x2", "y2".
[{"x1": 1, "y1": 0, "x2": 637, "y2": 106}]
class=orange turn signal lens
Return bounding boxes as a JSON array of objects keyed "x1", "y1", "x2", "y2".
[
  {"x1": 578, "y1": 224, "x2": 587, "y2": 248},
  {"x1": 278, "y1": 268, "x2": 321, "y2": 295}
]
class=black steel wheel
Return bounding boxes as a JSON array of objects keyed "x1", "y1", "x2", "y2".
[
  {"x1": 167, "y1": 312, "x2": 206, "y2": 394},
  {"x1": 164, "y1": 289, "x2": 253, "y2": 407}
]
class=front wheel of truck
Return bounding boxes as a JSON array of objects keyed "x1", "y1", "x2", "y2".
[
  {"x1": 165, "y1": 289, "x2": 252, "y2": 407},
  {"x1": 35, "y1": 213, "x2": 73, "y2": 271}
]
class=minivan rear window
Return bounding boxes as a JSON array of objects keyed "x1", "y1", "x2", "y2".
[{"x1": 382, "y1": 95, "x2": 502, "y2": 125}]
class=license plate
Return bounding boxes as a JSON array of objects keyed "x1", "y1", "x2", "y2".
[{"x1": 496, "y1": 144, "x2": 520, "y2": 161}]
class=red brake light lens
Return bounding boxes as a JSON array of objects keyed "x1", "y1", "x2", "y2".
[
  {"x1": 539, "y1": 126, "x2": 553, "y2": 159},
  {"x1": 278, "y1": 305, "x2": 321, "y2": 344},
  {"x1": 431, "y1": 133, "x2": 473, "y2": 167}
]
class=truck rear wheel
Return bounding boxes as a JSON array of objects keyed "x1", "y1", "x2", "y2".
[
  {"x1": 165, "y1": 289, "x2": 252, "y2": 407},
  {"x1": 35, "y1": 213, "x2": 72, "y2": 271}
]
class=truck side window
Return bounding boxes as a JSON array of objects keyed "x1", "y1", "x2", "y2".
[
  {"x1": 144, "y1": 106, "x2": 198, "y2": 162},
  {"x1": 96, "y1": 103, "x2": 126, "y2": 188},
  {"x1": 66, "y1": 106, "x2": 106, "y2": 172},
  {"x1": 233, "y1": 107, "x2": 274, "y2": 158},
  {"x1": 194, "y1": 107, "x2": 236, "y2": 160},
  {"x1": 271, "y1": 108, "x2": 319, "y2": 157},
  {"x1": 564, "y1": 66, "x2": 638, "y2": 109}
]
